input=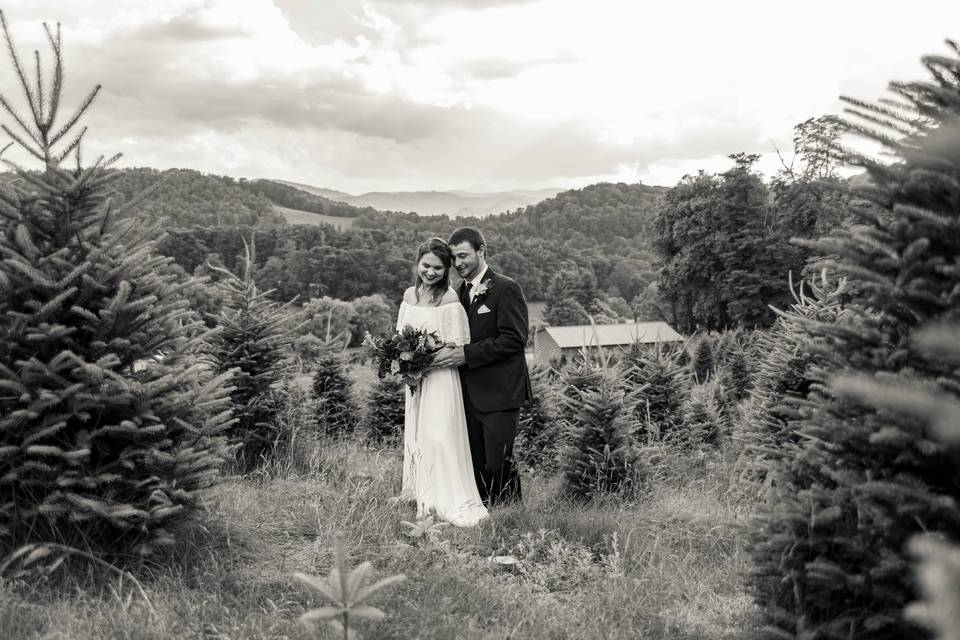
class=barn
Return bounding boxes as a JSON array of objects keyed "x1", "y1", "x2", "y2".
[{"x1": 531, "y1": 321, "x2": 683, "y2": 365}]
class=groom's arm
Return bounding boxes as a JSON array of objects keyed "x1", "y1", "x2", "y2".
[{"x1": 462, "y1": 281, "x2": 528, "y2": 370}]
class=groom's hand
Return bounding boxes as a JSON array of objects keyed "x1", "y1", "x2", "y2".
[{"x1": 431, "y1": 345, "x2": 466, "y2": 368}]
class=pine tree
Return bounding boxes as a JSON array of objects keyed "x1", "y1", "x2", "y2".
[
  {"x1": 691, "y1": 337, "x2": 714, "y2": 382},
  {"x1": 724, "y1": 344, "x2": 752, "y2": 402},
  {"x1": 515, "y1": 364, "x2": 561, "y2": 474},
  {"x1": 680, "y1": 378, "x2": 732, "y2": 448},
  {"x1": 0, "y1": 17, "x2": 234, "y2": 556},
  {"x1": 622, "y1": 344, "x2": 690, "y2": 441},
  {"x1": 312, "y1": 346, "x2": 358, "y2": 437},
  {"x1": 209, "y1": 241, "x2": 293, "y2": 469},
  {"x1": 832, "y1": 323, "x2": 960, "y2": 640},
  {"x1": 366, "y1": 374, "x2": 405, "y2": 444},
  {"x1": 747, "y1": 42, "x2": 960, "y2": 639},
  {"x1": 561, "y1": 362, "x2": 641, "y2": 499},
  {"x1": 735, "y1": 273, "x2": 846, "y2": 482}
]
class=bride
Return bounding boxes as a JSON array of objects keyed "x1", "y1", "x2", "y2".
[{"x1": 395, "y1": 238, "x2": 489, "y2": 527}]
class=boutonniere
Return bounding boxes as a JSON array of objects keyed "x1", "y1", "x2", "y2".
[{"x1": 473, "y1": 279, "x2": 493, "y2": 298}]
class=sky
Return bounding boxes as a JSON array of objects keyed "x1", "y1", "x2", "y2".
[{"x1": 0, "y1": 0, "x2": 957, "y2": 194}]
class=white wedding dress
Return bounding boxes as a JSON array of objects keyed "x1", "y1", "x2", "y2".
[{"x1": 396, "y1": 297, "x2": 489, "y2": 527}]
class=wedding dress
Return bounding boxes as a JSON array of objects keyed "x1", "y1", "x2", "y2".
[{"x1": 396, "y1": 297, "x2": 489, "y2": 527}]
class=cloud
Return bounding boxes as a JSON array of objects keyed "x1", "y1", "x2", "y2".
[
  {"x1": 455, "y1": 52, "x2": 577, "y2": 80},
  {"x1": 128, "y1": 9, "x2": 254, "y2": 41},
  {"x1": 373, "y1": 0, "x2": 540, "y2": 7}
]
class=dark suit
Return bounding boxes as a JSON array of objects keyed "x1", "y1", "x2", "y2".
[{"x1": 459, "y1": 268, "x2": 532, "y2": 505}]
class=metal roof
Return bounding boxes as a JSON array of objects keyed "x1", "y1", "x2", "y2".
[{"x1": 537, "y1": 322, "x2": 683, "y2": 348}]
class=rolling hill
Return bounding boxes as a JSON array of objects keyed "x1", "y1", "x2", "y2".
[{"x1": 272, "y1": 180, "x2": 563, "y2": 218}]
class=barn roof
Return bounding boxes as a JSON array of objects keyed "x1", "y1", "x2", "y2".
[{"x1": 536, "y1": 322, "x2": 682, "y2": 348}]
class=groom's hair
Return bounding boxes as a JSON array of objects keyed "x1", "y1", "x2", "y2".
[{"x1": 448, "y1": 227, "x2": 485, "y2": 252}]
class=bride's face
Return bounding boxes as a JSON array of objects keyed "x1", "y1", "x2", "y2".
[{"x1": 418, "y1": 251, "x2": 446, "y2": 287}]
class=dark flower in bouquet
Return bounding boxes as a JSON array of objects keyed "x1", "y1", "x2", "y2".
[{"x1": 362, "y1": 324, "x2": 442, "y2": 395}]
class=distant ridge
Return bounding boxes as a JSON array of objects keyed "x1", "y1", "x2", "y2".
[{"x1": 271, "y1": 179, "x2": 563, "y2": 218}]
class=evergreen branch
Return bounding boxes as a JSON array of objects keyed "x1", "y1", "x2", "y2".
[
  {"x1": 837, "y1": 119, "x2": 905, "y2": 153},
  {"x1": 0, "y1": 124, "x2": 45, "y2": 160},
  {"x1": 48, "y1": 84, "x2": 101, "y2": 147},
  {"x1": 2, "y1": 159, "x2": 69, "y2": 197},
  {"x1": 0, "y1": 10, "x2": 41, "y2": 126},
  {"x1": 42, "y1": 22, "x2": 62, "y2": 128},
  {"x1": 0, "y1": 93, "x2": 41, "y2": 145},
  {"x1": 842, "y1": 109, "x2": 914, "y2": 142},
  {"x1": 839, "y1": 96, "x2": 917, "y2": 133},
  {"x1": 34, "y1": 49, "x2": 44, "y2": 132},
  {"x1": 56, "y1": 126, "x2": 86, "y2": 164}
]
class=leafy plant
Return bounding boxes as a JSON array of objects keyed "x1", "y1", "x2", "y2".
[{"x1": 294, "y1": 541, "x2": 406, "y2": 640}]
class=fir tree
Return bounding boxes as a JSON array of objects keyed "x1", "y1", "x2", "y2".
[
  {"x1": 735, "y1": 273, "x2": 846, "y2": 483},
  {"x1": 680, "y1": 378, "x2": 732, "y2": 448},
  {"x1": 832, "y1": 323, "x2": 960, "y2": 640},
  {"x1": 691, "y1": 337, "x2": 714, "y2": 382},
  {"x1": 724, "y1": 344, "x2": 752, "y2": 402},
  {"x1": 561, "y1": 362, "x2": 641, "y2": 499},
  {"x1": 366, "y1": 374, "x2": 404, "y2": 444},
  {"x1": 747, "y1": 42, "x2": 960, "y2": 639},
  {"x1": 209, "y1": 241, "x2": 293, "y2": 469},
  {"x1": 622, "y1": 344, "x2": 690, "y2": 441},
  {"x1": 312, "y1": 346, "x2": 358, "y2": 437},
  {"x1": 0, "y1": 16, "x2": 234, "y2": 556},
  {"x1": 515, "y1": 364, "x2": 561, "y2": 474}
]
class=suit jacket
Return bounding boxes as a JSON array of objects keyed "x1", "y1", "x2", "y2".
[{"x1": 459, "y1": 268, "x2": 532, "y2": 413}]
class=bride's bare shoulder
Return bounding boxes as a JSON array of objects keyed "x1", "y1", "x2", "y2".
[
  {"x1": 402, "y1": 286, "x2": 417, "y2": 304},
  {"x1": 439, "y1": 288, "x2": 461, "y2": 306}
]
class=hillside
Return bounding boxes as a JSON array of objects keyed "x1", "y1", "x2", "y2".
[
  {"x1": 273, "y1": 179, "x2": 563, "y2": 218},
  {"x1": 272, "y1": 204, "x2": 355, "y2": 230},
  {"x1": 107, "y1": 168, "x2": 285, "y2": 227}
]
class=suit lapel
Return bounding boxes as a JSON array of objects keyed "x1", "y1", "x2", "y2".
[{"x1": 467, "y1": 269, "x2": 496, "y2": 317}]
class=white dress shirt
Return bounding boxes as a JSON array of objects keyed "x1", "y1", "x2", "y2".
[{"x1": 467, "y1": 265, "x2": 489, "y2": 303}]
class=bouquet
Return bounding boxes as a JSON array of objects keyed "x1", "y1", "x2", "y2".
[{"x1": 362, "y1": 324, "x2": 442, "y2": 395}]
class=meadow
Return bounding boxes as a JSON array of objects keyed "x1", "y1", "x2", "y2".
[{"x1": 0, "y1": 363, "x2": 759, "y2": 640}]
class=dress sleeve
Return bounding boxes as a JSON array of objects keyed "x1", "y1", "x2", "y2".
[
  {"x1": 395, "y1": 302, "x2": 406, "y2": 332},
  {"x1": 439, "y1": 303, "x2": 471, "y2": 346}
]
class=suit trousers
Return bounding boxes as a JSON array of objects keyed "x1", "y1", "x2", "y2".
[{"x1": 461, "y1": 383, "x2": 522, "y2": 506}]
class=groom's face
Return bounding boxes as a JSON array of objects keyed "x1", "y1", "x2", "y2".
[{"x1": 451, "y1": 241, "x2": 484, "y2": 281}]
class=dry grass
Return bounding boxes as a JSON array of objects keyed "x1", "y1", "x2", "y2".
[
  {"x1": 274, "y1": 205, "x2": 356, "y2": 230},
  {"x1": 1, "y1": 435, "x2": 760, "y2": 640}
]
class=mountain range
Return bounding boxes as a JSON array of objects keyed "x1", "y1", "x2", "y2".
[{"x1": 272, "y1": 180, "x2": 564, "y2": 219}]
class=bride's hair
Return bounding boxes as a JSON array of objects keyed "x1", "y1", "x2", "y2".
[{"x1": 414, "y1": 237, "x2": 452, "y2": 302}]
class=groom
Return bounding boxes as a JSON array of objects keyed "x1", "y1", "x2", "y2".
[{"x1": 431, "y1": 227, "x2": 532, "y2": 506}]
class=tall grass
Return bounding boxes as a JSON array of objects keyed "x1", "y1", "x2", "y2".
[{"x1": 1, "y1": 429, "x2": 759, "y2": 639}]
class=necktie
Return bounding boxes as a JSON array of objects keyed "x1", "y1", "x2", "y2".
[{"x1": 463, "y1": 281, "x2": 473, "y2": 305}]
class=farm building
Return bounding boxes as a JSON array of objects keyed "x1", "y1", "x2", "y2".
[{"x1": 531, "y1": 321, "x2": 683, "y2": 365}]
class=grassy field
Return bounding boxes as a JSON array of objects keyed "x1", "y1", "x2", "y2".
[
  {"x1": 0, "y1": 363, "x2": 760, "y2": 640},
  {"x1": 274, "y1": 205, "x2": 356, "y2": 230}
]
